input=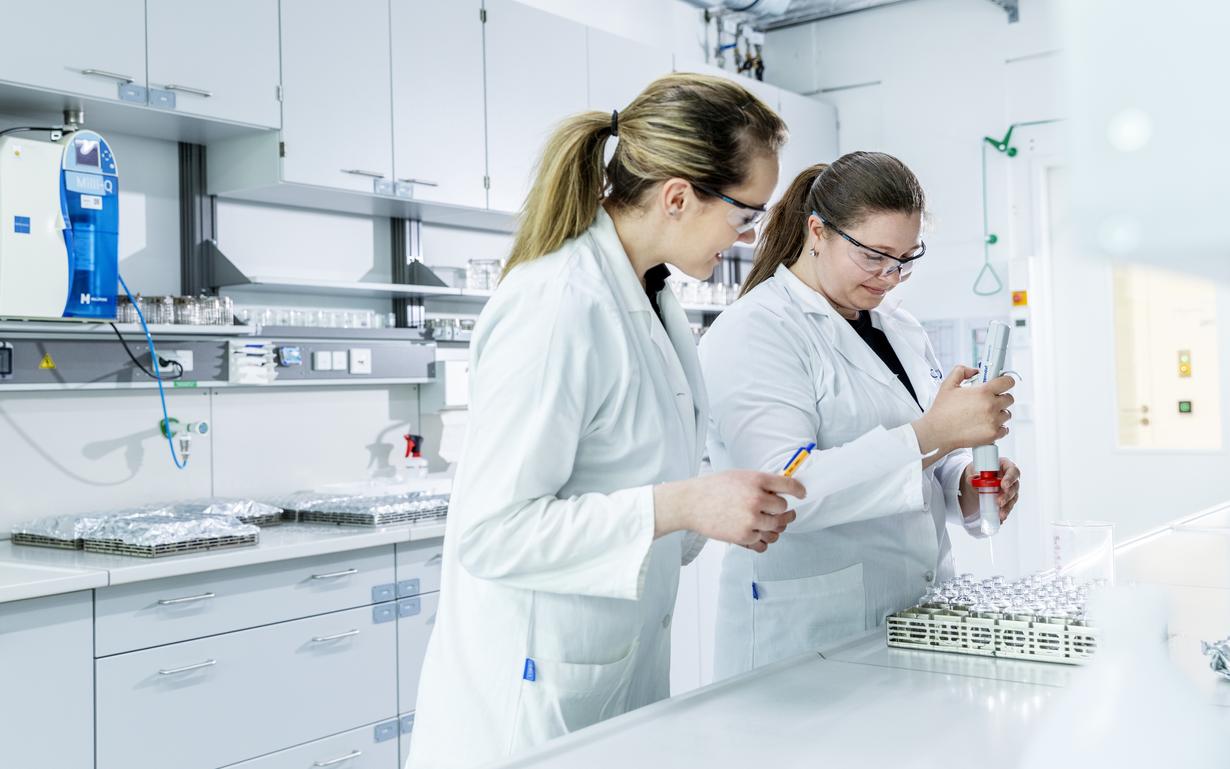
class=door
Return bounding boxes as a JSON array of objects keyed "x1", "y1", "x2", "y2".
[
  {"x1": 280, "y1": 0, "x2": 394, "y2": 192},
  {"x1": 484, "y1": 0, "x2": 588, "y2": 213},
  {"x1": 0, "y1": 0, "x2": 146, "y2": 101},
  {"x1": 146, "y1": 0, "x2": 281, "y2": 128},
  {"x1": 391, "y1": 0, "x2": 487, "y2": 208}
]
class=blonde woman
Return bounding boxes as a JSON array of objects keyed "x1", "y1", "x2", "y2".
[{"x1": 408, "y1": 74, "x2": 805, "y2": 769}]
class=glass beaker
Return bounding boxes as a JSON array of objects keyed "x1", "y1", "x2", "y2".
[{"x1": 1051, "y1": 520, "x2": 1115, "y2": 585}]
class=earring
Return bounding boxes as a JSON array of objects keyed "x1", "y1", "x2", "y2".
[
  {"x1": 809, "y1": 247, "x2": 818, "y2": 258},
  {"x1": 669, "y1": 210, "x2": 679, "y2": 217}
]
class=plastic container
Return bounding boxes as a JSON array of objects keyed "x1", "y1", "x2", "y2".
[
  {"x1": 466, "y1": 259, "x2": 501, "y2": 291},
  {"x1": 1051, "y1": 520, "x2": 1115, "y2": 585}
]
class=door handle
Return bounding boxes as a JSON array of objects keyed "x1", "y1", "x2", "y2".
[
  {"x1": 156, "y1": 592, "x2": 215, "y2": 606},
  {"x1": 396, "y1": 177, "x2": 440, "y2": 187},
  {"x1": 310, "y1": 568, "x2": 359, "y2": 580},
  {"x1": 164, "y1": 84, "x2": 213, "y2": 98},
  {"x1": 158, "y1": 659, "x2": 217, "y2": 676},
  {"x1": 341, "y1": 169, "x2": 386, "y2": 178},
  {"x1": 313, "y1": 750, "x2": 362, "y2": 767},
  {"x1": 79, "y1": 68, "x2": 134, "y2": 84}
]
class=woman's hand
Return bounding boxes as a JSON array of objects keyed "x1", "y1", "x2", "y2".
[
  {"x1": 912, "y1": 365, "x2": 1015, "y2": 459},
  {"x1": 960, "y1": 457, "x2": 1021, "y2": 524},
  {"x1": 654, "y1": 470, "x2": 804, "y2": 552}
]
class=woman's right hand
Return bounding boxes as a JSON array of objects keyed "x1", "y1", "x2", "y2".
[
  {"x1": 913, "y1": 365, "x2": 1015, "y2": 456},
  {"x1": 654, "y1": 470, "x2": 804, "y2": 552}
]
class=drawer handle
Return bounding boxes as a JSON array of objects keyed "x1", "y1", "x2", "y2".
[
  {"x1": 156, "y1": 592, "x2": 216, "y2": 606},
  {"x1": 164, "y1": 83, "x2": 213, "y2": 98},
  {"x1": 310, "y1": 568, "x2": 359, "y2": 580},
  {"x1": 79, "y1": 68, "x2": 135, "y2": 84},
  {"x1": 158, "y1": 659, "x2": 217, "y2": 676},
  {"x1": 341, "y1": 169, "x2": 385, "y2": 179},
  {"x1": 311, "y1": 629, "x2": 360, "y2": 644},
  {"x1": 396, "y1": 177, "x2": 440, "y2": 187},
  {"x1": 313, "y1": 750, "x2": 362, "y2": 767},
  {"x1": 426, "y1": 554, "x2": 443, "y2": 566}
]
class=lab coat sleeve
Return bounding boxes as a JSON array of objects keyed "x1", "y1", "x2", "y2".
[
  {"x1": 699, "y1": 314, "x2": 924, "y2": 535},
  {"x1": 455, "y1": 279, "x2": 655, "y2": 600},
  {"x1": 679, "y1": 458, "x2": 713, "y2": 566},
  {"x1": 936, "y1": 448, "x2": 986, "y2": 538}
]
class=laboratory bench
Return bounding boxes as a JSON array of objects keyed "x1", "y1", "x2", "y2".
[
  {"x1": 0, "y1": 520, "x2": 446, "y2": 769},
  {"x1": 490, "y1": 502, "x2": 1230, "y2": 769}
]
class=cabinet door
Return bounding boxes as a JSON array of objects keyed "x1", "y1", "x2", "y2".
[
  {"x1": 0, "y1": 592, "x2": 94, "y2": 769},
  {"x1": 146, "y1": 0, "x2": 281, "y2": 128},
  {"x1": 391, "y1": 0, "x2": 487, "y2": 208},
  {"x1": 776, "y1": 88, "x2": 839, "y2": 202},
  {"x1": 0, "y1": 0, "x2": 145, "y2": 101},
  {"x1": 397, "y1": 591, "x2": 439, "y2": 713},
  {"x1": 484, "y1": 0, "x2": 588, "y2": 213},
  {"x1": 586, "y1": 28, "x2": 673, "y2": 112},
  {"x1": 280, "y1": 0, "x2": 394, "y2": 192}
]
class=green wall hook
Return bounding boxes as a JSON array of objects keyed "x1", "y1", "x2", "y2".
[
  {"x1": 983, "y1": 125, "x2": 1018, "y2": 156},
  {"x1": 986, "y1": 233, "x2": 999, "y2": 245}
]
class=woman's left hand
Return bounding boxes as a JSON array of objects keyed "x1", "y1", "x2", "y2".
[
  {"x1": 995, "y1": 457, "x2": 1021, "y2": 523},
  {"x1": 961, "y1": 458, "x2": 1021, "y2": 524}
]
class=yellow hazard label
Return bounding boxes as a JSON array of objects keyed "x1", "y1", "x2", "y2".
[{"x1": 38, "y1": 353, "x2": 56, "y2": 370}]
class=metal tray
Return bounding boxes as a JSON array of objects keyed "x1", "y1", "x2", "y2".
[
  {"x1": 886, "y1": 604, "x2": 1098, "y2": 665},
  {"x1": 82, "y1": 533, "x2": 259, "y2": 558}
]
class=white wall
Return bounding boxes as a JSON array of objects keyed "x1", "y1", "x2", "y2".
[{"x1": 519, "y1": 0, "x2": 708, "y2": 62}]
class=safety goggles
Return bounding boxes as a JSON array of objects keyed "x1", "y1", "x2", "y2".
[
  {"x1": 815, "y1": 212, "x2": 925, "y2": 278},
  {"x1": 693, "y1": 181, "x2": 767, "y2": 234}
]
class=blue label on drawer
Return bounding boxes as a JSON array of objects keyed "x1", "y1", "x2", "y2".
[
  {"x1": 400, "y1": 714, "x2": 416, "y2": 734},
  {"x1": 371, "y1": 583, "x2": 396, "y2": 603},
  {"x1": 372, "y1": 603, "x2": 397, "y2": 624},
  {"x1": 13, "y1": 216, "x2": 29, "y2": 234},
  {"x1": 398, "y1": 597, "x2": 421, "y2": 618},
  {"x1": 396, "y1": 578, "x2": 421, "y2": 598},
  {"x1": 374, "y1": 720, "x2": 399, "y2": 743}
]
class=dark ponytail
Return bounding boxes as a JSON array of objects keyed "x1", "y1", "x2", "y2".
[{"x1": 741, "y1": 151, "x2": 926, "y2": 296}]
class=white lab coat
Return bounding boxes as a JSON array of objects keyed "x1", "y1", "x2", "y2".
[
  {"x1": 407, "y1": 208, "x2": 707, "y2": 769},
  {"x1": 699, "y1": 264, "x2": 981, "y2": 679}
]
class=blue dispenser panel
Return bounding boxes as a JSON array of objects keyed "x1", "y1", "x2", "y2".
[{"x1": 59, "y1": 132, "x2": 118, "y2": 319}]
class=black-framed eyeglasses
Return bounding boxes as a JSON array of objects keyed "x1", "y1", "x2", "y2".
[
  {"x1": 814, "y1": 212, "x2": 925, "y2": 278},
  {"x1": 692, "y1": 181, "x2": 767, "y2": 234}
]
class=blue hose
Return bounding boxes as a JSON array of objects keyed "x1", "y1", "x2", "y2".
[{"x1": 117, "y1": 274, "x2": 187, "y2": 470}]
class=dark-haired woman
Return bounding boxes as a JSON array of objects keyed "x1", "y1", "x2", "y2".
[
  {"x1": 407, "y1": 74, "x2": 807, "y2": 769},
  {"x1": 699, "y1": 153, "x2": 1021, "y2": 679}
]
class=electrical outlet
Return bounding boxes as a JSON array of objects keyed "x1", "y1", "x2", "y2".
[{"x1": 155, "y1": 349, "x2": 193, "y2": 374}]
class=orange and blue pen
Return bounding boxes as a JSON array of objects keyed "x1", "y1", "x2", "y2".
[{"x1": 780, "y1": 442, "x2": 816, "y2": 478}]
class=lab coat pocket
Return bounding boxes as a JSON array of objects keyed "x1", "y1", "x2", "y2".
[
  {"x1": 509, "y1": 637, "x2": 641, "y2": 754},
  {"x1": 752, "y1": 563, "x2": 866, "y2": 667}
]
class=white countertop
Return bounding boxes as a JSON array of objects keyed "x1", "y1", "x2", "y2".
[
  {"x1": 0, "y1": 519, "x2": 446, "y2": 602},
  {"x1": 488, "y1": 502, "x2": 1230, "y2": 769},
  {"x1": 0, "y1": 561, "x2": 108, "y2": 604}
]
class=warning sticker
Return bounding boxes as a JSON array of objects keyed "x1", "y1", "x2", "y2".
[
  {"x1": 1011, "y1": 290, "x2": 1028, "y2": 307},
  {"x1": 38, "y1": 353, "x2": 56, "y2": 370}
]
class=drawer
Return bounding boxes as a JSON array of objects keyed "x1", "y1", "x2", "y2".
[
  {"x1": 0, "y1": 592, "x2": 94, "y2": 769},
  {"x1": 95, "y1": 546, "x2": 396, "y2": 656},
  {"x1": 397, "y1": 591, "x2": 439, "y2": 713},
  {"x1": 394, "y1": 540, "x2": 443, "y2": 598},
  {"x1": 96, "y1": 604, "x2": 397, "y2": 769},
  {"x1": 224, "y1": 720, "x2": 400, "y2": 769}
]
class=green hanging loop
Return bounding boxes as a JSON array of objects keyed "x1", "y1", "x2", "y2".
[
  {"x1": 985, "y1": 233, "x2": 999, "y2": 245},
  {"x1": 972, "y1": 261, "x2": 1004, "y2": 296},
  {"x1": 983, "y1": 124, "x2": 1017, "y2": 156}
]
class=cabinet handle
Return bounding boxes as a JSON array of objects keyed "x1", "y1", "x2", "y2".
[
  {"x1": 310, "y1": 629, "x2": 360, "y2": 644},
  {"x1": 397, "y1": 177, "x2": 440, "y2": 187},
  {"x1": 313, "y1": 750, "x2": 362, "y2": 767},
  {"x1": 426, "y1": 554, "x2": 443, "y2": 566},
  {"x1": 310, "y1": 568, "x2": 359, "y2": 580},
  {"x1": 79, "y1": 68, "x2": 134, "y2": 84},
  {"x1": 156, "y1": 591, "x2": 216, "y2": 606},
  {"x1": 164, "y1": 84, "x2": 213, "y2": 98},
  {"x1": 341, "y1": 169, "x2": 386, "y2": 179},
  {"x1": 158, "y1": 659, "x2": 217, "y2": 676}
]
